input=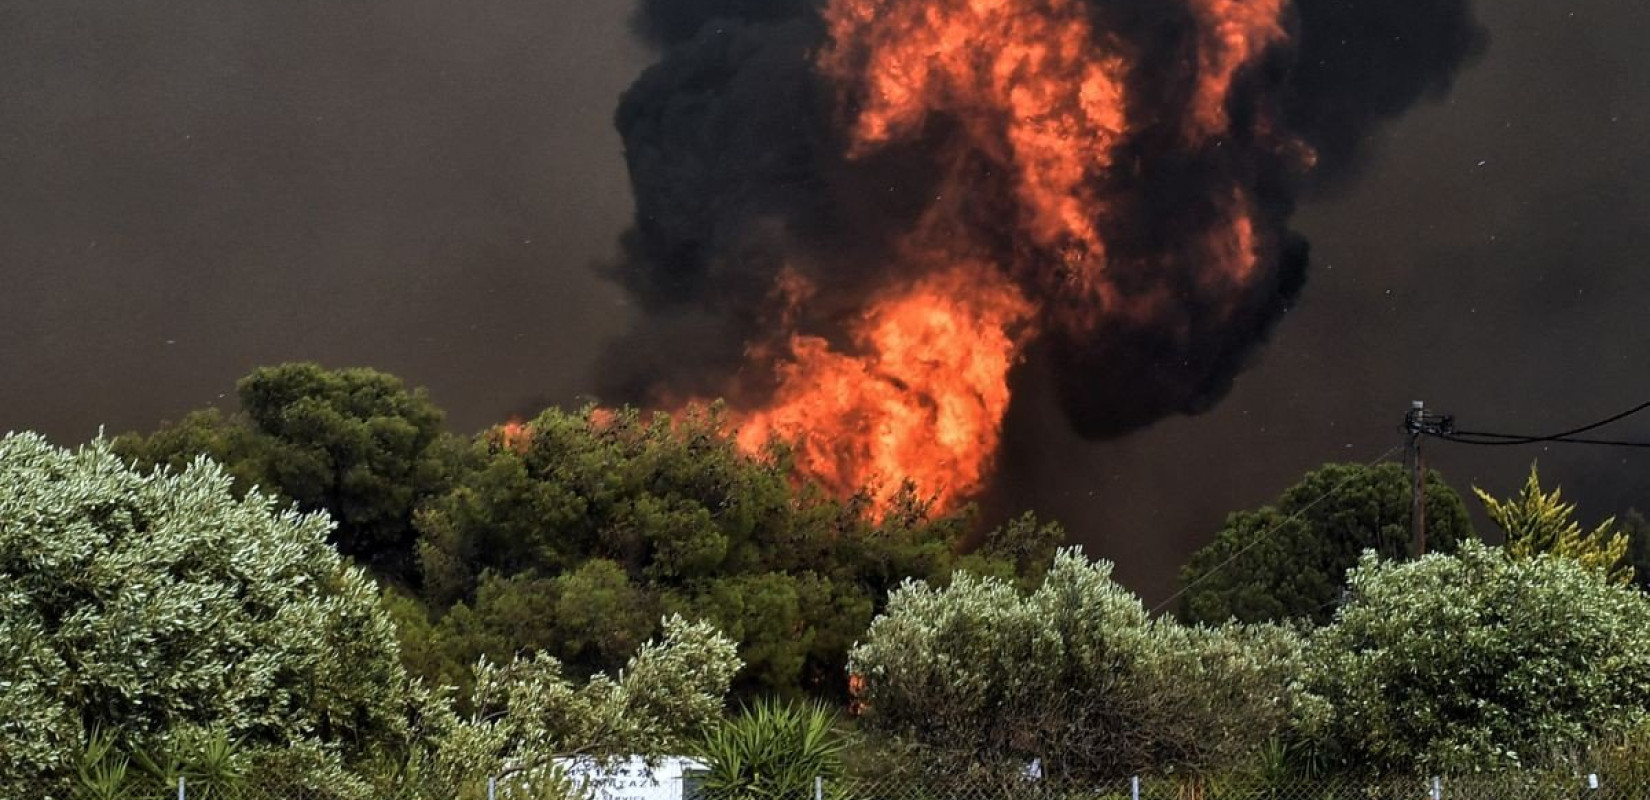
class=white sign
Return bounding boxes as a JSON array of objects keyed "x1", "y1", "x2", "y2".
[{"x1": 557, "y1": 756, "x2": 708, "y2": 800}]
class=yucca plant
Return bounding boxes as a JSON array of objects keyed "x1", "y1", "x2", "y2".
[
  {"x1": 71, "y1": 725, "x2": 248, "y2": 800},
  {"x1": 179, "y1": 725, "x2": 247, "y2": 793},
  {"x1": 691, "y1": 698, "x2": 851, "y2": 800},
  {"x1": 126, "y1": 725, "x2": 248, "y2": 799},
  {"x1": 131, "y1": 740, "x2": 188, "y2": 795},
  {"x1": 75, "y1": 728, "x2": 133, "y2": 800}
]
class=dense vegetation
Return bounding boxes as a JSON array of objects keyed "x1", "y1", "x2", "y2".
[
  {"x1": 851, "y1": 551, "x2": 1303, "y2": 779},
  {"x1": 1304, "y1": 542, "x2": 1650, "y2": 774},
  {"x1": 113, "y1": 363, "x2": 455, "y2": 580},
  {"x1": 8, "y1": 361, "x2": 1650, "y2": 793},
  {"x1": 401, "y1": 406, "x2": 1059, "y2": 700},
  {"x1": 1178, "y1": 462, "x2": 1474, "y2": 625},
  {"x1": 114, "y1": 364, "x2": 1061, "y2": 703},
  {"x1": 0, "y1": 432, "x2": 739, "y2": 794},
  {"x1": 0, "y1": 432, "x2": 405, "y2": 783}
]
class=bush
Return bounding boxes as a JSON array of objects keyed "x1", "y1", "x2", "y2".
[
  {"x1": 693, "y1": 698, "x2": 849, "y2": 799},
  {"x1": 1304, "y1": 542, "x2": 1650, "y2": 774},
  {"x1": 0, "y1": 433, "x2": 407, "y2": 785},
  {"x1": 850, "y1": 549, "x2": 1303, "y2": 779}
]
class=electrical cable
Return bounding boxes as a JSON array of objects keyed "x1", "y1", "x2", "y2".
[
  {"x1": 1148, "y1": 442, "x2": 1406, "y2": 616},
  {"x1": 1157, "y1": 400, "x2": 1650, "y2": 617},
  {"x1": 1431, "y1": 431, "x2": 1650, "y2": 449},
  {"x1": 1439, "y1": 399, "x2": 1650, "y2": 446}
]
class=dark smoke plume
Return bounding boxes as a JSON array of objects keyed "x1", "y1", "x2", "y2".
[
  {"x1": 601, "y1": 0, "x2": 1485, "y2": 438},
  {"x1": 1285, "y1": 0, "x2": 1489, "y2": 182}
]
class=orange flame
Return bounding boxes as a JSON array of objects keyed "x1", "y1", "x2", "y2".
[
  {"x1": 490, "y1": 417, "x2": 533, "y2": 453},
  {"x1": 733, "y1": 263, "x2": 1033, "y2": 510},
  {"x1": 847, "y1": 673, "x2": 869, "y2": 716},
  {"x1": 821, "y1": 0, "x2": 1128, "y2": 306},
  {"x1": 687, "y1": 0, "x2": 1291, "y2": 514},
  {"x1": 1187, "y1": 0, "x2": 1289, "y2": 140}
]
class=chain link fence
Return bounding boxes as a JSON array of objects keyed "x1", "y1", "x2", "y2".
[
  {"x1": 14, "y1": 769, "x2": 485, "y2": 800},
  {"x1": 811, "y1": 774, "x2": 1638, "y2": 800},
  {"x1": 15, "y1": 775, "x2": 362, "y2": 800},
  {"x1": 14, "y1": 771, "x2": 1645, "y2": 800}
]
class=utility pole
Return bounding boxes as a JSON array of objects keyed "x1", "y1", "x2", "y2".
[
  {"x1": 1403, "y1": 401, "x2": 1454, "y2": 557},
  {"x1": 1406, "y1": 401, "x2": 1427, "y2": 557}
]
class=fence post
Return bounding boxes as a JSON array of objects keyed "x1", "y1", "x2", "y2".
[
  {"x1": 488, "y1": 775, "x2": 497, "y2": 800},
  {"x1": 1429, "y1": 775, "x2": 1441, "y2": 800},
  {"x1": 177, "y1": 776, "x2": 186, "y2": 800},
  {"x1": 1130, "y1": 775, "x2": 1140, "y2": 800},
  {"x1": 814, "y1": 775, "x2": 823, "y2": 800}
]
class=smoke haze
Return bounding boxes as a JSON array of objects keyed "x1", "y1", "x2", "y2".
[
  {"x1": 600, "y1": 0, "x2": 1484, "y2": 506},
  {"x1": 2, "y1": 0, "x2": 1647, "y2": 599}
]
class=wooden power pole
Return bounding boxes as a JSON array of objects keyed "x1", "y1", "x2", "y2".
[
  {"x1": 1403, "y1": 401, "x2": 1454, "y2": 558},
  {"x1": 1407, "y1": 401, "x2": 1427, "y2": 557}
]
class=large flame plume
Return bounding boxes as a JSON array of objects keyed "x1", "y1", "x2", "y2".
[
  {"x1": 734, "y1": 262, "x2": 1033, "y2": 509},
  {"x1": 604, "y1": 0, "x2": 1484, "y2": 511},
  {"x1": 724, "y1": 0, "x2": 1289, "y2": 509}
]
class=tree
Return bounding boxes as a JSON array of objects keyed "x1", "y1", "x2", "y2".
[
  {"x1": 397, "y1": 615, "x2": 741, "y2": 794},
  {"x1": 849, "y1": 550, "x2": 1303, "y2": 780},
  {"x1": 399, "y1": 564, "x2": 662, "y2": 703},
  {"x1": 1303, "y1": 542, "x2": 1650, "y2": 775},
  {"x1": 409, "y1": 405, "x2": 1058, "y2": 700},
  {"x1": 0, "y1": 432, "x2": 408, "y2": 785},
  {"x1": 118, "y1": 364, "x2": 1061, "y2": 702},
  {"x1": 110, "y1": 407, "x2": 278, "y2": 497},
  {"x1": 1179, "y1": 463, "x2": 1474, "y2": 626},
  {"x1": 1620, "y1": 509, "x2": 1650, "y2": 592},
  {"x1": 116, "y1": 363, "x2": 458, "y2": 579},
  {"x1": 1475, "y1": 462, "x2": 1631, "y2": 585}
]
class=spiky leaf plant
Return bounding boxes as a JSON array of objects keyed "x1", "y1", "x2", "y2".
[{"x1": 692, "y1": 699, "x2": 849, "y2": 800}]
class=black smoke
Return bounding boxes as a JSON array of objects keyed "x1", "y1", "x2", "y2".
[
  {"x1": 601, "y1": 0, "x2": 1486, "y2": 438},
  {"x1": 1284, "y1": 0, "x2": 1489, "y2": 182}
]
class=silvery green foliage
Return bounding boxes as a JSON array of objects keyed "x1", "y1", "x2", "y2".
[
  {"x1": 1305, "y1": 541, "x2": 1650, "y2": 775},
  {"x1": 403, "y1": 615, "x2": 740, "y2": 790},
  {"x1": 0, "y1": 432, "x2": 407, "y2": 783},
  {"x1": 1137, "y1": 621, "x2": 1305, "y2": 772},
  {"x1": 849, "y1": 549, "x2": 1303, "y2": 778}
]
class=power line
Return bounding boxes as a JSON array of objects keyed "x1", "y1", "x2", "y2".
[
  {"x1": 1432, "y1": 431, "x2": 1650, "y2": 449},
  {"x1": 1149, "y1": 442, "x2": 1405, "y2": 616},
  {"x1": 1435, "y1": 399, "x2": 1650, "y2": 446},
  {"x1": 1160, "y1": 399, "x2": 1650, "y2": 618}
]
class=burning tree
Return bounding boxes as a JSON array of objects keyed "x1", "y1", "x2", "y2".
[{"x1": 406, "y1": 405, "x2": 1063, "y2": 700}]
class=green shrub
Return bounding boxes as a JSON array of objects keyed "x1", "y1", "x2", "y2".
[
  {"x1": 72, "y1": 725, "x2": 253, "y2": 800},
  {"x1": 692, "y1": 699, "x2": 849, "y2": 800}
]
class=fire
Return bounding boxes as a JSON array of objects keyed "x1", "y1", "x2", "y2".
[
  {"x1": 733, "y1": 263, "x2": 1033, "y2": 510},
  {"x1": 847, "y1": 673, "x2": 869, "y2": 716},
  {"x1": 820, "y1": 0, "x2": 1127, "y2": 305},
  {"x1": 1187, "y1": 0, "x2": 1289, "y2": 140},
  {"x1": 677, "y1": 0, "x2": 1290, "y2": 513},
  {"x1": 492, "y1": 417, "x2": 532, "y2": 452}
]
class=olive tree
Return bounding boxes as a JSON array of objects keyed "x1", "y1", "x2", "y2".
[
  {"x1": 1304, "y1": 542, "x2": 1650, "y2": 774},
  {"x1": 849, "y1": 549, "x2": 1303, "y2": 779},
  {"x1": 0, "y1": 432, "x2": 407, "y2": 784},
  {"x1": 399, "y1": 615, "x2": 742, "y2": 793},
  {"x1": 3, "y1": 432, "x2": 747, "y2": 795}
]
